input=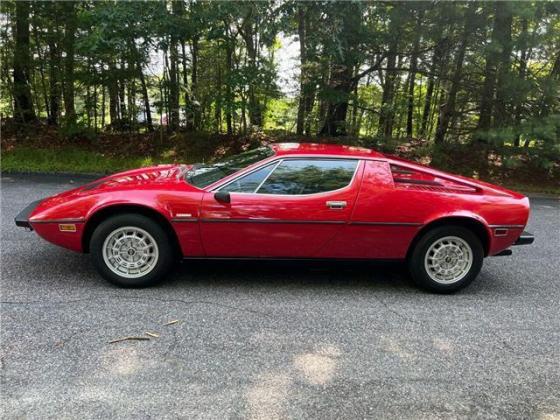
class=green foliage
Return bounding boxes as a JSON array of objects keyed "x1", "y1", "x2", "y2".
[
  {"x1": 1, "y1": 147, "x2": 158, "y2": 174},
  {"x1": 0, "y1": 0, "x2": 558, "y2": 181}
]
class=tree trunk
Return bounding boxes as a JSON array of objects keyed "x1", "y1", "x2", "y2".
[
  {"x1": 93, "y1": 77, "x2": 98, "y2": 131},
  {"x1": 47, "y1": 28, "x2": 61, "y2": 126},
  {"x1": 181, "y1": 40, "x2": 193, "y2": 130},
  {"x1": 62, "y1": 1, "x2": 76, "y2": 125},
  {"x1": 493, "y1": 2, "x2": 513, "y2": 132},
  {"x1": 477, "y1": 3, "x2": 502, "y2": 132},
  {"x1": 108, "y1": 63, "x2": 119, "y2": 126},
  {"x1": 240, "y1": 8, "x2": 262, "y2": 128},
  {"x1": 319, "y1": 62, "x2": 353, "y2": 136},
  {"x1": 377, "y1": 48, "x2": 397, "y2": 139},
  {"x1": 168, "y1": 3, "x2": 182, "y2": 131},
  {"x1": 420, "y1": 39, "x2": 445, "y2": 137},
  {"x1": 32, "y1": 24, "x2": 50, "y2": 121},
  {"x1": 514, "y1": 18, "x2": 529, "y2": 147},
  {"x1": 138, "y1": 63, "x2": 153, "y2": 131},
  {"x1": 225, "y1": 37, "x2": 233, "y2": 135},
  {"x1": 406, "y1": 11, "x2": 423, "y2": 138},
  {"x1": 118, "y1": 61, "x2": 127, "y2": 124},
  {"x1": 191, "y1": 36, "x2": 200, "y2": 130},
  {"x1": 296, "y1": 6, "x2": 306, "y2": 135},
  {"x1": 215, "y1": 62, "x2": 222, "y2": 133},
  {"x1": 127, "y1": 57, "x2": 137, "y2": 129},
  {"x1": 13, "y1": 0, "x2": 36, "y2": 123},
  {"x1": 434, "y1": 5, "x2": 475, "y2": 144},
  {"x1": 101, "y1": 84, "x2": 106, "y2": 128},
  {"x1": 319, "y1": 3, "x2": 361, "y2": 136}
]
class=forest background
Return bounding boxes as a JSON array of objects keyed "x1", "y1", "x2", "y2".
[{"x1": 1, "y1": 1, "x2": 558, "y2": 193}]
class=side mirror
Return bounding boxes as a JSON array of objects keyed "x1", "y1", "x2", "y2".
[{"x1": 214, "y1": 191, "x2": 231, "y2": 204}]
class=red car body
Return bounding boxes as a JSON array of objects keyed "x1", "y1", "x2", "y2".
[{"x1": 17, "y1": 143, "x2": 532, "y2": 261}]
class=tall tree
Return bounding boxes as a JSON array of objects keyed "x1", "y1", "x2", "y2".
[
  {"x1": 47, "y1": 24, "x2": 61, "y2": 126},
  {"x1": 406, "y1": 7, "x2": 424, "y2": 138},
  {"x1": 62, "y1": 1, "x2": 76, "y2": 124},
  {"x1": 493, "y1": 2, "x2": 514, "y2": 130},
  {"x1": 377, "y1": 5, "x2": 402, "y2": 139},
  {"x1": 13, "y1": 0, "x2": 36, "y2": 123},
  {"x1": 319, "y1": 2, "x2": 362, "y2": 136},
  {"x1": 434, "y1": 4, "x2": 476, "y2": 144},
  {"x1": 477, "y1": 2, "x2": 503, "y2": 132}
]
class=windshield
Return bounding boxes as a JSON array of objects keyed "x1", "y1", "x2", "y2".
[{"x1": 185, "y1": 146, "x2": 275, "y2": 188}]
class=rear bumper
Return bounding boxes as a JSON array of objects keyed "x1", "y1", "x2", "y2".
[
  {"x1": 514, "y1": 231, "x2": 534, "y2": 246},
  {"x1": 14, "y1": 199, "x2": 43, "y2": 229}
]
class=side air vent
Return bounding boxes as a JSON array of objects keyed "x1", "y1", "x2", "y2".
[{"x1": 390, "y1": 164, "x2": 479, "y2": 194}]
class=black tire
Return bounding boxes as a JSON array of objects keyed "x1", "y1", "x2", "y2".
[
  {"x1": 408, "y1": 225, "x2": 484, "y2": 293},
  {"x1": 90, "y1": 213, "x2": 175, "y2": 288}
]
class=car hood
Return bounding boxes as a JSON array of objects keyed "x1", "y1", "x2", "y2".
[
  {"x1": 47, "y1": 164, "x2": 192, "y2": 198},
  {"x1": 83, "y1": 164, "x2": 189, "y2": 190},
  {"x1": 29, "y1": 165, "x2": 197, "y2": 220}
]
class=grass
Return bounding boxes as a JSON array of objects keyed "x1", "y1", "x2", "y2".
[{"x1": 1, "y1": 147, "x2": 168, "y2": 175}]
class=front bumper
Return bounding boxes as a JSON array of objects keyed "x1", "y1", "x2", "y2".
[
  {"x1": 14, "y1": 199, "x2": 43, "y2": 230},
  {"x1": 514, "y1": 231, "x2": 534, "y2": 246}
]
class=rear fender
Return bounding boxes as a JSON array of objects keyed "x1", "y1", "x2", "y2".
[{"x1": 409, "y1": 212, "x2": 492, "y2": 257}]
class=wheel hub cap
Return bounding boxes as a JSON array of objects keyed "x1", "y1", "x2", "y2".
[
  {"x1": 102, "y1": 227, "x2": 159, "y2": 278},
  {"x1": 424, "y1": 236, "x2": 473, "y2": 284}
]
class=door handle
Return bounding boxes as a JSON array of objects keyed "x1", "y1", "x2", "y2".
[{"x1": 326, "y1": 201, "x2": 347, "y2": 209}]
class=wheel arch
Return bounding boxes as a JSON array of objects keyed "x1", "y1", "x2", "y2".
[
  {"x1": 406, "y1": 216, "x2": 491, "y2": 259},
  {"x1": 82, "y1": 204, "x2": 181, "y2": 256}
]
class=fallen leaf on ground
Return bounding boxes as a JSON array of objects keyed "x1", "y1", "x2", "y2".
[
  {"x1": 145, "y1": 332, "x2": 159, "y2": 338},
  {"x1": 164, "y1": 320, "x2": 179, "y2": 326},
  {"x1": 108, "y1": 336, "x2": 150, "y2": 344}
]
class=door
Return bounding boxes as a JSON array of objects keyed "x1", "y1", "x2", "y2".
[{"x1": 199, "y1": 158, "x2": 363, "y2": 257}]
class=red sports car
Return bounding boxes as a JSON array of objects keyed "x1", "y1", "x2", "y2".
[{"x1": 15, "y1": 143, "x2": 533, "y2": 292}]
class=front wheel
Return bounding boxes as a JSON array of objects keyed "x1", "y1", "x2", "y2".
[
  {"x1": 90, "y1": 214, "x2": 174, "y2": 287},
  {"x1": 408, "y1": 226, "x2": 484, "y2": 293}
]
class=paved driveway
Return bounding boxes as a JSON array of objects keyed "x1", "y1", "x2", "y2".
[{"x1": 1, "y1": 174, "x2": 559, "y2": 419}]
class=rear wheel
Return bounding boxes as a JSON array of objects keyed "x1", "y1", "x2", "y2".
[
  {"x1": 90, "y1": 214, "x2": 174, "y2": 287},
  {"x1": 408, "y1": 226, "x2": 484, "y2": 293}
]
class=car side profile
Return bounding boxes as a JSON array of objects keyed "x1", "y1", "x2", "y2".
[{"x1": 15, "y1": 143, "x2": 534, "y2": 293}]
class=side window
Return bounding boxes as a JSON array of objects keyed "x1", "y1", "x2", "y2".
[
  {"x1": 257, "y1": 159, "x2": 358, "y2": 195},
  {"x1": 219, "y1": 163, "x2": 276, "y2": 193}
]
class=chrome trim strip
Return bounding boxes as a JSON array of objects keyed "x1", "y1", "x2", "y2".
[
  {"x1": 198, "y1": 218, "x2": 421, "y2": 226},
  {"x1": 253, "y1": 160, "x2": 282, "y2": 193},
  {"x1": 200, "y1": 218, "x2": 345, "y2": 225},
  {"x1": 30, "y1": 218, "x2": 85, "y2": 224},
  {"x1": 216, "y1": 160, "x2": 281, "y2": 193},
  {"x1": 349, "y1": 221, "x2": 423, "y2": 226},
  {"x1": 171, "y1": 218, "x2": 199, "y2": 223},
  {"x1": 488, "y1": 224, "x2": 524, "y2": 228}
]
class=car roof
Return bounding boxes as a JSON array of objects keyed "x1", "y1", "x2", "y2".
[{"x1": 270, "y1": 142, "x2": 385, "y2": 159}]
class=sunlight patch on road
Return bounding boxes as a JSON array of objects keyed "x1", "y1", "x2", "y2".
[
  {"x1": 293, "y1": 345, "x2": 341, "y2": 386},
  {"x1": 101, "y1": 347, "x2": 141, "y2": 376},
  {"x1": 538, "y1": 414, "x2": 560, "y2": 420},
  {"x1": 244, "y1": 344, "x2": 342, "y2": 419},
  {"x1": 381, "y1": 337, "x2": 413, "y2": 360},
  {"x1": 246, "y1": 372, "x2": 291, "y2": 420},
  {"x1": 433, "y1": 338, "x2": 454, "y2": 354}
]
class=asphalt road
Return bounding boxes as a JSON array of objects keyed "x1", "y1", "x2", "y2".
[{"x1": 1, "y1": 174, "x2": 559, "y2": 419}]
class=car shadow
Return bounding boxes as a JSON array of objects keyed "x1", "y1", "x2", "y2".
[
  {"x1": 166, "y1": 258, "x2": 417, "y2": 293},
  {"x1": 10, "y1": 245, "x2": 499, "y2": 296}
]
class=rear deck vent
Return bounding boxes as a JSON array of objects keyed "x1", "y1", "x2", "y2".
[{"x1": 390, "y1": 164, "x2": 478, "y2": 194}]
